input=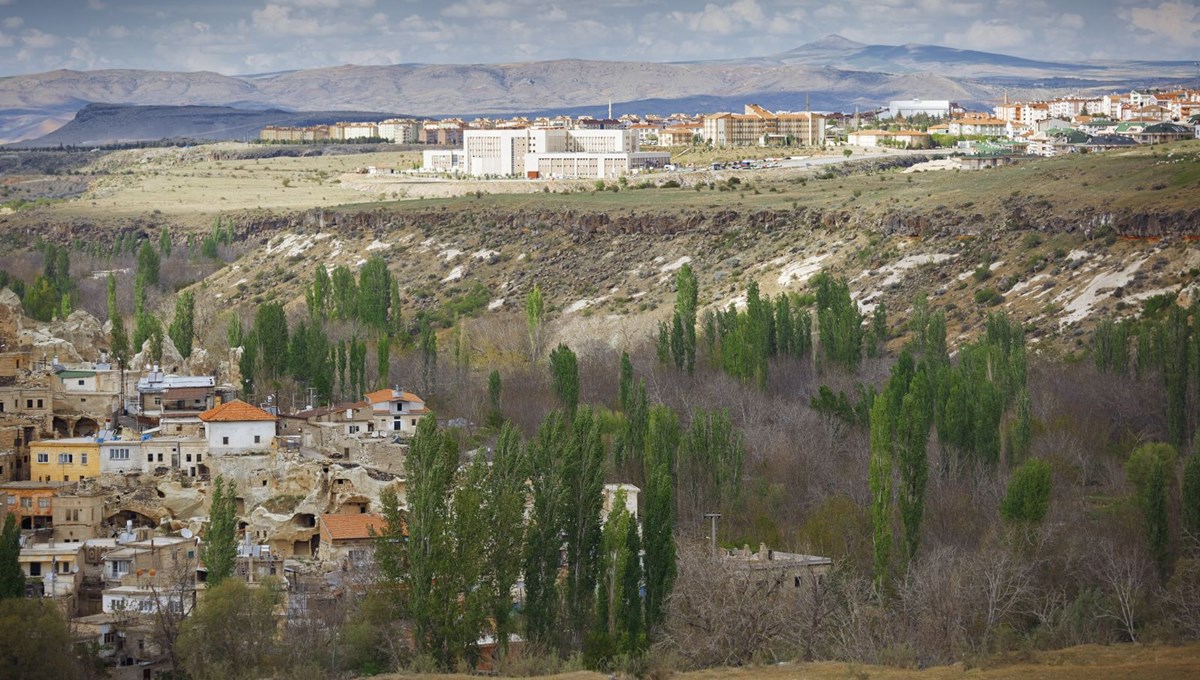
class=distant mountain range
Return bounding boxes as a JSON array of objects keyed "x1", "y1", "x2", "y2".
[{"x1": 1, "y1": 36, "x2": 1195, "y2": 146}]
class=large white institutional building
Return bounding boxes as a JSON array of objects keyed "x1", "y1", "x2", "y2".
[{"x1": 423, "y1": 128, "x2": 670, "y2": 179}]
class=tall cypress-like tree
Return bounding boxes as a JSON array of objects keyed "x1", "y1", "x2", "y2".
[
  {"x1": 137, "y1": 240, "x2": 161, "y2": 287},
  {"x1": 524, "y1": 411, "x2": 569, "y2": 648},
  {"x1": 481, "y1": 424, "x2": 527, "y2": 652},
  {"x1": 896, "y1": 365, "x2": 932, "y2": 563},
  {"x1": 618, "y1": 351, "x2": 633, "y2": 411},
  {"x1": 107, "y1": 273, "x2": 129, "y2": 365},
  {"x1": 253, "y1": 302, "x2": 289, "y2": 382},
  {"x1": 549, "y1": 343, "x2": 580, "y2": 414},
  {"x1": 306, "y1": 265, "x2": 331, "y2": 322},
  {"x1": 357, "y1": 256, "x2": 392, "y2": 330},
  {"x1": 0, "y1": 514, "x2": 25, "y2": 599},
  {"x1": 868, "y1": 396, "x2": 894, "y2": 591},
  {"x1": 168, "y1": 290, "x2": 195, "y2": 359},
  {"x1": 1126, "y1": 443, "x2": 1176, "y2": 578},
  {"x1": 673, "y1": 263, "x2": 698, "y2": 373},
  {"x1": 1184, "y1": 452, "x2": 1200, "y2": 544},
  {"x1": 562, "y1": 408, "x2": 605, "y2": 651},
  {"x1": 526, "y1": 283, "x2": 545, "y2": 361},
  {"x1": 420, "y1": 319, "x2": 438, "y2": 397},
  {"x1": 376, "y1": 335, "x2": 390, "y2": 390},
  {"x1": 643, "y1": 406, "x2": 678, "y2": 633},
  {"x1": 202, "y1": 476, "x2": 238, "y2": 587}
]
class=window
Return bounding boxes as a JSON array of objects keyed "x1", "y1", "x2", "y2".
[
  {"x1": 147, "y1": 453, "x2": 153, "y2": 463},
  {"x1": 37, "y1": 453, "x2": 49, "y2": 464},
  {"x1": 25, "y1": 399, "x2": 32, "y2": 408},
  {"x1": 222, "y1": 436, "x2": 229, "y2": 445},
  {"x1": 111, "y1": 560, "x2": 131, "y2": 577},
  {"x1": 196, "y1": 454, "x2": 202, "y2": 462},
  {"x1": 77, "y1": 380, "x2": 85, "y2": 386},
  {"x1": 21, "y1": 497, "x2": 31, "y2": 508},
  {"x1": 58, "y1": 453, "x2": 74, "y2": 465},
  {"x1": 38, "y1": 498, "x2": 49, "y2": 509},
  {"x1": 81, "y1": 453, "x2": 88, "y2": 466},
  {"x1": 186, "y1": 454, "x2": 192, "y2": 462},
  {"x1": 110, "y1": 448, "x2": 130, "y2": 461},
  {"x1": 253, "y1": 435, "x2": 261, "y2": 444},
  {"x1": 36, "y1": 399, "x2": 43, "y2": 408}
]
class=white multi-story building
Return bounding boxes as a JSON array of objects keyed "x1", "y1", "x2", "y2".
[
  {"x1": 377, "y1": 119, "x2": 420, "y2": 144},
  {"x1": 443, "y1": 128, "x2": 669, "y2": 179},
  {"x1": 198, "y1": 400, "x2": 277, "y2": 454}
]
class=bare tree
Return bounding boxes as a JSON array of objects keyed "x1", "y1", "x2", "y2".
[{"x1": 1093, "y1": 539, "x2": 1156, "y2": 642}]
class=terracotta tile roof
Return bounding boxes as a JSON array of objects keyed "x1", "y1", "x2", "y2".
[
  {"x1": 320, "y1": 513, "x2": 388, "y2": 541},
  {"x1": 198, "y1": 399, "x2": 276, "y2": 423},
  {"x1": 364, "y1": 388, "x2": 425, "y2": 405}
]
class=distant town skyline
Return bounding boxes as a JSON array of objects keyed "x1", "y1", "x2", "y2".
[{"x1": 0, "y1": 0, "x2": 1197, "y2": 77}]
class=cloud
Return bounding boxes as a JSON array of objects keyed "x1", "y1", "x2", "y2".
[
  {"x1": 0, "y1": 32, "x2": 11, "y2": 48},
  {"x1": 442, "y1": 0, "x2": 522, "y2": 19},
  {"x1": 87, "y1": 0, "x2": 106, "y2": 9},
  {"x1": 251, "y1": 3, "x2": 344, "y2": 37},
  {"x1": 672, "y1": 0, "x2": 769, "y2": 35},
  {"x1": 946, "y1": 19, "x2": 1030, "y2": 51},
  {"x1": 2, "y1": 16, "x2": 21, "y2": 29},
  {"x1": 104, "y1": 25, "x2": 132, "y2": 40},
  {"x1": 1129, "y1": 1, "x2": 1200, "y2": 45},
  {"x1": 21, "y1": 29, "x2": 61, "y2": 49},
  {"x1": 274, "y1": 0, "x2": 376, "y2": 7}
]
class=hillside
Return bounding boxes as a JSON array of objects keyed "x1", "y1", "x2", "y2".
[
  {"x1": 2, "y1": 35, "x2": 1197, "y2": 144},
  {"x1": 7, "y1": 140, "x2": 1197, "y2": 359}
]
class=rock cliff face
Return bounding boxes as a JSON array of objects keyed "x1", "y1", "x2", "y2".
[{"x1": 0, "y1": 288, "x2": 107, "y2": 362}]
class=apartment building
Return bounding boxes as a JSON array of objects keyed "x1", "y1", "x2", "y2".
[
  {"x1": 30, "y1": 437, "x2": 100, "y2": 483},
  {"x1": 703, "y1": 104, "x2": 827, "y2": 147},
  {"x1": 451, "y1": 128, "x2": 669, "y2": 179}
]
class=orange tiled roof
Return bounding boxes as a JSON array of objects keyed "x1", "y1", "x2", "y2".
[
  {"x1": 198, "y1": 399, "x2": 276, "y2": 422},
  {"x1": 365, "y1": 388, "x2": 425, "y2": 405},
  {"x1": 320, "y1": 513, "x2": 388, "y2": 541}
]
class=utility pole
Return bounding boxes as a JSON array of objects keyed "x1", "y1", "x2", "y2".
[{"x1": 704, "y1": 513, "x2": 722, "y2": 559}]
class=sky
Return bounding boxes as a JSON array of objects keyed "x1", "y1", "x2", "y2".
[{"x1": 0, "y1": 0, "x2": 1198, "y2": 77}]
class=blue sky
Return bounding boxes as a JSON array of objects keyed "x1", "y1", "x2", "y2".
[{"x1": 0, "y1": 0, "x2": 1197, "y2": 76}]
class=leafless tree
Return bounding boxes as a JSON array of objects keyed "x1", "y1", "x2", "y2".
[
  {"x1": 1165, "y1": 557, "x2": 1200, "y2": 640},
  {"x1": 1092, "y1": 539, "x2": 1156, "y2": 642}
]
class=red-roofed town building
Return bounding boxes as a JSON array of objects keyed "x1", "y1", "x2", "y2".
[
  {"x1": 317, "y1": 512, "x2": 388, "y2": 565},
  {"x1": 198, "y1": 400, "x2": 277, "y2": 453},
  {"x1": 364, "y1": 388, "x2": 429, "y2": 436}
]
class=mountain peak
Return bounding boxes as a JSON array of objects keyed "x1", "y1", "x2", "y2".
[{"x1": 801, "y1": 34, "x2": 866, "y2": 51}]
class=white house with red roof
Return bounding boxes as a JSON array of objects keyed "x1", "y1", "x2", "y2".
[
  {"x1": 198, "y1": 399, "x2": 278, "y2": 454},
  {"x1": 364, "y1": 388, "x2": 429, "y2": 436}
]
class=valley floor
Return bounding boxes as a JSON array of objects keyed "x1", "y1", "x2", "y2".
[{"x1": 375, "y1": 643, "x2": 1200, "y2": 680}]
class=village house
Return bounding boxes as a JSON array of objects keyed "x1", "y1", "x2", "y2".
[
  {"x1": 658, "y1": 124, "x2": 702, "y2": 146},
  {"x1": 100, "y1": 535, "x2": 199, "y2": 615},
  {"x1": 30, "y1": 436, "x2": 101, "y2": 482},
  {"x1": 723, "y1": 543, "x2": 834, "y2": 589},
  {"x1": 947, "y1": 113, "x2": 1008, "y2": 137},
  {"x1": 198, "y1": 399, "x2": 278, "y2": 454},
  {"x1": 316, "y1": 512, "x2": 387, "y2": 566},
  {"x1": 52, "y1": 485, "x2": 105, "y2": 543},
  {"x1": 18, "y1": 537, "x2": 80, "y2": 598},
  {"x1": 0, "y1": 480, "x2": 63, "y2": 529},
  {"x1": 131, "y1": 371, "x2": 216, "y2": 427},
  {"x1": 99, "y1": 438, "x2": 142, "y2": 476},
  {"x1": 364, "y1": 388, "x2": 429, "y2": 436}
]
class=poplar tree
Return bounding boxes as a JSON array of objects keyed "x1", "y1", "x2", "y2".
[
  {"x1": 524, "y1": 411, "x2": 569, "y2": 649},
  {"x1": 673, "y1": 263, "x2": 698, "y2": 373},
  {"x1": 618, "y1": 351, "x2": 634, "y2": 411},
  {"x1": 0, "y1": 514, "x2": 24, "y2": 599},
  {"x1": 376, "y1": 336, "x2": 390, "y2": 390},
  {"x1": 868, "y1": 396, "x2": 894, "y2": 591},
  {"x1": 159, "y1": 228, "x2": 172, "y2": 258},
  {"x1": 201, "y1": 476, "x2": 238, "y2": 587},
  {"x1": 168, "y1": 290, "x2": 195, "y2": 359},
  {"x1": 643, "y1": 406, "x2": 678, "y2": 633},
  {"x1": 252, "y1": 302, "x2": 289, "y2": 382},
  {"x1": 1126, "y1": 443, "x2": 1176, "y2": 577},
  {"x1": 107, "y1": 273, "x2": 129, "y2": 365},
  {"x1": 1183, "y1": 452, "x2": 1200, "y2": 544},
  {"x1": 306, "y1": 265, "x2": 331, "y2": 322},
  {"x1": 137, "y1": 241, "x2": 161, "y2": 287},
  {"x1": 896, "y1": 365, "x2": 932, "y2": 563},
  {"x1": 481, "y1": 424, "x2": 527, "y2": 651},
  {"x1": 1000, "y1": 458, "x2": 1053, "y2": 526},
  {"x1": 562, "y1": 408, "x2": 605, "y2": 651},
  {"x1": 420, "y1": 319, "x2": 437, "y2": 397},
  {"x1": 525, "y1": 283, "x2": 545, "y2": 361},
  {"x1": 549, "y1": 343, "x2": 580, "y2": 413},
  {"x1": 357, "y1": 256, "x2": 392, "y2": 330},
  {"x1": 486, "y1": 370, "x2": 503, "y2": 427}
]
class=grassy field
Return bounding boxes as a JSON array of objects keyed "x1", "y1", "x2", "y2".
[
  {"x1": 25, "y1": 138, "x2": 1200, "y2": 227},
  {"x1": 374, "y1": 643, "x2": 1200, "y2": 680}
]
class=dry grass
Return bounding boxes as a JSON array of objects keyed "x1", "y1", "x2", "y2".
[{"x1": 370, "y1": 644, "x2": 1200, "y2": 680}]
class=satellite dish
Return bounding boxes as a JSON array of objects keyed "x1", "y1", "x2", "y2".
[{"x1": 180, "y1": 528, "x2": 194, "y2": 539}]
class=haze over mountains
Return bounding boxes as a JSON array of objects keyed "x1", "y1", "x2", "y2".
[{"x1": 2, "y1": 36, "x2": 1195, "y2": 146}]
